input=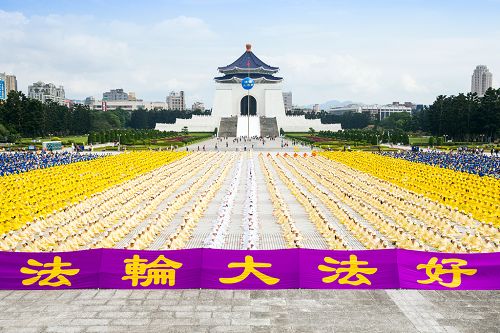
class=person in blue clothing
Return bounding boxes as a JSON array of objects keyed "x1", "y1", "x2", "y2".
[
  {"x1": 379, "y1": 150, "x2": 500, "y2": 178},
  {"x1": 0, "y1": 151, "x2": 102, "y2": 176}
]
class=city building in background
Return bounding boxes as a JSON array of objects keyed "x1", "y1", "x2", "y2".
[
  {"x1": 282, "y1": 92, "x2": 292, "y2": 111},
  {"x1": 128, "y1": 92, "x2": 137, "y2": 101},
  {"x1": 89, "y1": 99, "x2": 167, "y2": 111},
  {"x1": 28, "y1": 81, "x2": 65, "y2": 104},
  {"x1": 102, "y1": 88, "x2": 129, "y2": 101},
  {"x1": 328, "y1": 103, "x2": 412, "y2": 120},
  {"x1": 327, "y1": 104, "x2": 361, "y2": 116},
  {"x1": 471, "y1": 65, "x2": 493, "y2": 97},
  {"x1": 0, "y1": 73, "x2": 17, "y2": 100},
  {"x1": 0, "y1": 74, "x2": 4, "y2": 100},
  {"x1": 312, "y1": 104, "x2": 321, "y2": 113},
  {"x1": 361, "y1": 104, "x2": 412, "y2": 121},
  {"x1": 84, "y1": 96, "x2": 95, "y2": 106},
  {"x1": 166, "y1": 91, "x2": 185, "y2": 110},
  {"x1": 192, "y1": 101, "x2": 205, "y2": 111}
]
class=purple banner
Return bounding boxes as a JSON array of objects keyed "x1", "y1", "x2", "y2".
[
  {"x1": 0, "y1": 249, "x2": 498, "y2": 290},
  {"x1": 398, "y1": 250, "x2": 500, "y2": 290},
  {"x1": 99, "y1": 249, "x2": 203, "y2": 289},
  {"x1": 0, "y1": 249, "x2": 101, "y2": 290},
  {"x1": 201, "y1": 249, "x2": 299, "y2": 289},
  {"x1": 299, "y1": 249, "x2": 398, "y2": 289}
]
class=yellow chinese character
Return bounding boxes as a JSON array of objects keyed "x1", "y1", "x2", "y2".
[
  {"x1": 416, "y1": 257, "x2": 477, "y2": 288},
  {"x1": 20, "y1": 256, "x2": 80, "y2": 287},
  {"x1": 122, "y1": 254, "x2": 183, "y2": 287},
  {"x1": 219, "y1": 255, "x2": 280, "y2": 285},
  {"x1": 318, "y1": 254, "x2": 378, "y2": 286}
]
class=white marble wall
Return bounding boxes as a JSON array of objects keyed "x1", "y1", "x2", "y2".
[{"x1": 155, "y1": 82, "x2": 342, "y2": 134}]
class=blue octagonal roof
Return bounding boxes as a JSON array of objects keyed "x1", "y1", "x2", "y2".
[{"x1": 218, "y1": 45, "x2": 279, "y2": 73}]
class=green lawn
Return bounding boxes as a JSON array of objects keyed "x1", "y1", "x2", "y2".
[
  {"x1": 19, "y1": 135, "x2": 88, "y2": 145},
  {"x1": 408, "y1": 136, "x2": 430, "y2": 145}
]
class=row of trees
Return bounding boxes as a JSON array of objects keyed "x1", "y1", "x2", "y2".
[
  {"x1": 0, "y1": 91, "x2": 129, "y2": 140},
  {"x1": 321, "y1": 112, "x2": 370, "y2": 129},
  {"x1": 88, "y1": 129, "x2": 175, "y2": 145},
  {"x1": 0, "y1": 91, "x2": 211, "y2": 142},
  {"x1": 318, "y1": 129, "x2": 410, "y2": 145},
  {"x1": 320, "y1": 88, "x2": 500, "y2": 142},
  {"x1": 417, "y1": 88, "x2": 500, "y2": 141},
  {"x1": 130, "y1": 109, "x2": 193, "y2": 129},
  {"x1": 2, "y1": 88, "x2": 498, "y2": 143}
]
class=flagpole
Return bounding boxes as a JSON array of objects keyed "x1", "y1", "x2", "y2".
[
  {"x1": 247, "y1": 84, "x2": 250, "y2": 140},
  {"x1": 247, "y1": 66, "x2": 250, "y2": 140}
]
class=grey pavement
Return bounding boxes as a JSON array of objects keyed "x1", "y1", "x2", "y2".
[
  {"x1": 184, "y1": 137, "x2": 314, "y2": 152},
  {"x1": 0, "y1": 289, "x2": 498, "y2": 333}
]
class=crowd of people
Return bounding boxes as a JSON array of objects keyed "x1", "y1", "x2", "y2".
[
  {"x1": 126, "y1": 153, "x2": 226, "y2": 250},
  {"x1": 0, "y1": 152, "x2": 208, "y2": 251},
  {"x1": 321, "y1": 151, "x2": 500, "y2": 228},
  {"x1": 0, "y1": 151, "x2": 187, "y2": 236},
  {"x1": 204, "y1": 157, "x2": 243, "y2": 248},
  {"x1": 241, "y1": 155, "x2": 260, "y2": 249},
  {"x1": 1, "y1": 149, "x2": 498, "y2": 253},
  {"x1": 0, "y1": 151, "x2": 102, "y2": 176},
  {"x1": 288, "y1": 153, "x2": 499, "y2": 252},
  {"x1": 259, "y1": 154, "x2": 303, "y2": 248},
  {"x1": 164, "y1": 154, "x2": 236, "y2": 250},
  {"x1": 268, "y1": 155, "x2": 349, "y2": 250},
  {"x1": 380, "y1": 150, "x2": 500, "y2": 178}
]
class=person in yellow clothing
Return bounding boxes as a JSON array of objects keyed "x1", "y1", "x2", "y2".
[
  {"x1": 1, "y1": 151, "x2": 188, "y2": 236},
  {"x1": 320, "y1": 151, "x2": 499, "y2": 226}
]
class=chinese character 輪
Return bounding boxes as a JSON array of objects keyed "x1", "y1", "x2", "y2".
[{"x1": 122, "y1": 254, "x2": 183, "y2": 287}]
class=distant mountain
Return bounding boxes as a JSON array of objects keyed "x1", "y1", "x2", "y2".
[{"x1": 304, "y1": 100, "x2": 360, "y2": 110}]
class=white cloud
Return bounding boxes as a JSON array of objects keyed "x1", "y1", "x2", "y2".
[
  {"x1": 267, "y1": 53, "x2": 382, "y2": 103},
  {"x1": 0, "y1": 10, "x2": 28, "y2": 25},
  {"x1": 0, "y1": 10, "x2": 219, "y2": 106},
  {"x1": 1, "y1": 7, "x2": 499, "y2": 107},
  {"x1": 401, "y1": 74, "x2": 429, "y2": 93}
]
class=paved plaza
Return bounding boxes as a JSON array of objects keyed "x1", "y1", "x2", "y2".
[
  {"x1": 0, "y1": 289, "x2": 499, "y2": 333},
  {"x1": 184, "y1": 137, "x2": 314, "y2": 152}
]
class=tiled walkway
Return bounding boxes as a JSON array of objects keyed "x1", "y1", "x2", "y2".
[{"x1": 0, "y1": 289, "x2": 498, "y2": 333}]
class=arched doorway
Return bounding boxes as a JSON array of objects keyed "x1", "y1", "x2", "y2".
[{"x1": 240, "y1": 95, "x2": 257, "y2": 116}]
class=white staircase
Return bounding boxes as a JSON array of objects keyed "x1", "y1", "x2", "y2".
[{"x1": 236, "y1": 116, "x2": 260, "y2": 137}]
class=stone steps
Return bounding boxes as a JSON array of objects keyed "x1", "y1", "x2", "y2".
[
  {"x1": 260, "y1": 117, "x2": 279, "y2": 138},
  {"x1": 218, "y1": 117, "x2": 238, "y2": 137}
]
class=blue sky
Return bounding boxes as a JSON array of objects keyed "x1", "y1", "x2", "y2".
[{"x1": 1, "y1": 0, "x2": 499, "y2": 106}]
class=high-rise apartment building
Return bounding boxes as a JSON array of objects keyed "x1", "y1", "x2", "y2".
[
  {"x1": 282, "y1": 92, "x2": 292, "y2": 111},
  {"x1": 103, "y1": 88, "x2": 129, "y2": 101},
  {"x1": 166, "y1": 91, "x2": 185, "y2": 110},
  {"x1": 471, "y1": 65, "x2": 493, "y2": 97},
  {"x1": 0, "y1": 73, "x2": 17, "y2": 100},
  {"x1": 28, "y1": 81, "x2": 65, "y2": 104}
]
